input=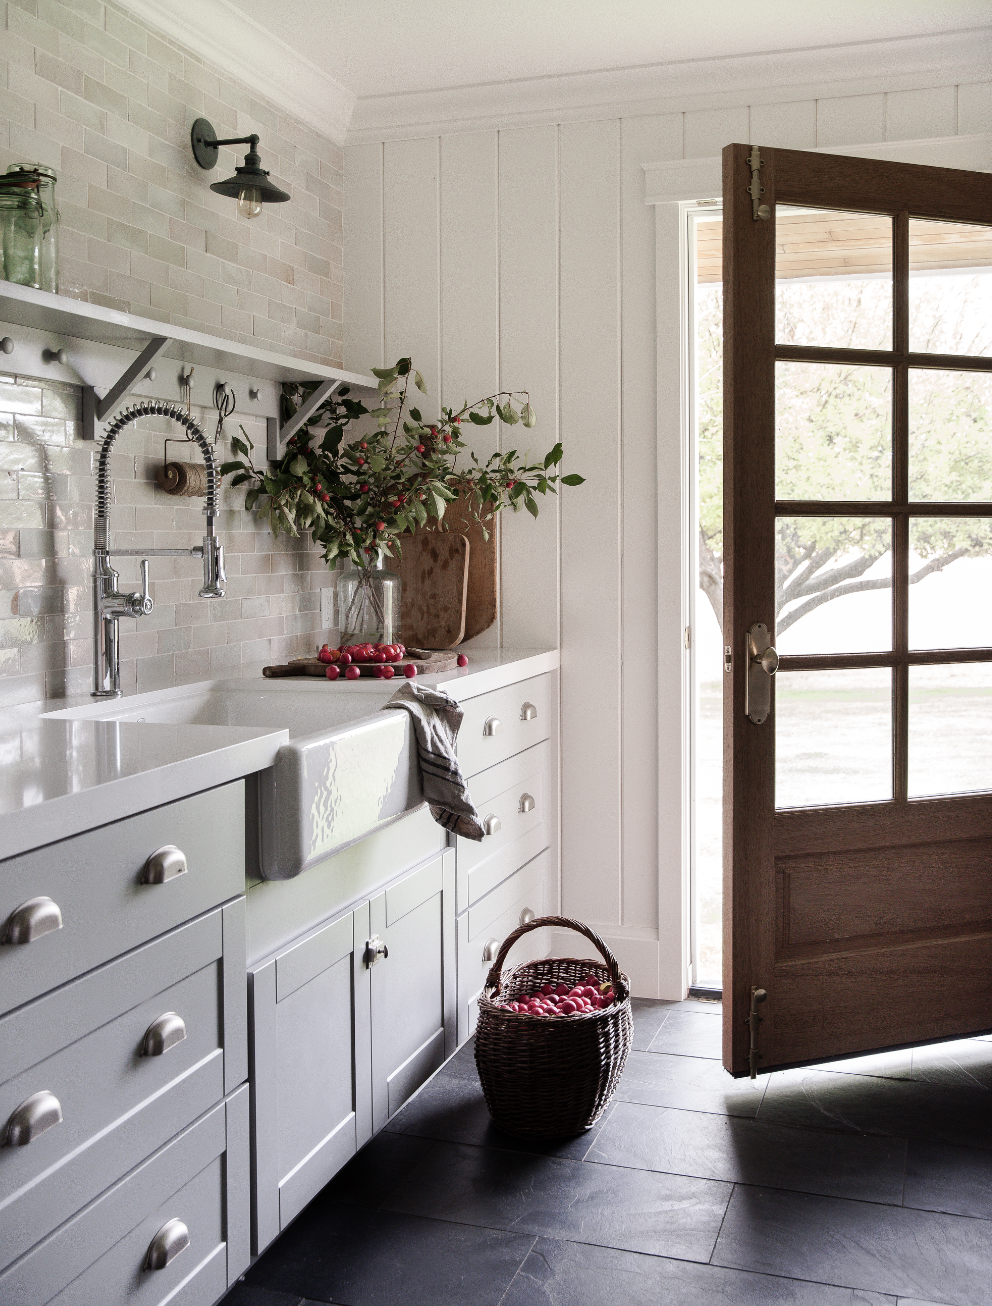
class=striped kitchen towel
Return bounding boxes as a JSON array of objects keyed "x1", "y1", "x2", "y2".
[{"x1": 383, "y1": 681, "x2": 485, "y2": 841}]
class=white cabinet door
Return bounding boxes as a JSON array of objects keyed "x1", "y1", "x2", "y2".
[
  {"x1": 249, "y1": 905, "x2": 372, "y2": 1254},
  {"x1": 368, "y1": 850, "x2": 455, "y2": 1132}
]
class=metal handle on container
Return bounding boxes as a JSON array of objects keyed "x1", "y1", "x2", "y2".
[
  {"x1": 483, "y1": 716, "x2": 502, "y2": 736},
  {"x1": 1, "y1": 896, "x2": 63, "y2": 945},
  {"x1": 3, "y1": 1090, "x2": 63, "y2": 1146},
  {"x1": 140, "y1": 846, "x2": 187, "y2": 885},
  {"x1": 518, "y1": 793, "x2": 535, "y2": 814},
  {"x1": 482, "y1": 937, "x2": 500, "y2": 965},
  {"x1": 520, "y1": 702, "x2": 537, "y2": 721},
  {"x1": 483, "y1": 814, "x2": 501, "y2": 836},
  {"x1": 141, "y1": 1012, "x2": 187, "y2": 1057},
  {"x1": 144, "y1": 1218, "x2": 189, "y2": 1271}
]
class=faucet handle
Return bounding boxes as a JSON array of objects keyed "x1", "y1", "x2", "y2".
[
  {"x1": 198, "y1": 537, "x2": 226, "y2": 599},
  {"x1": 127, "y1": 559, "x2": 154, "y2": 617}
]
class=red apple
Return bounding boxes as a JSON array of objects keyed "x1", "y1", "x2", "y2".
[
  {"x1": 345, "y1": 665, "x2": 361, "y2": 680},
  {"x1": 325, "y1": 665, "x2": 340, "y2": 680}
]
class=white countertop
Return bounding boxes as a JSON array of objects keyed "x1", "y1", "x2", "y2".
[{"x1": 0, "y1": 648, "x2": 558, "y2": 862}]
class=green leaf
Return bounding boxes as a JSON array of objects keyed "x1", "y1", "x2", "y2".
[
  {"x1": 231, "y1": 436, "x2": 250, "y2": 457},
  {"x1": 245, "y1": 488, "x2": 259, "y2": 511},
  {"x1": 561, "y1": 473, "x2": 585, "y2": 486},
  {"x1": 220, "y1": 460, "x2": 245, "y2": 475},
  {"x1": 414, "y1": 370, "x2": 426, "y2": 392},
  {"x1": 525, "y1": 494, "x2": 539, "y2": 518},
  {"x1": 410, "y1": 407, "x2": 422, "y2": 422},
  {"x1": 371, "y1": 366, "x2": 398, "y2": 381},
  {"x1": 289, "y1": 456, "x2": 308, "y2": 476},
  {"x1": 469, "y1": 411, "x2": 494, "y2": 425},
  {"x1": 544, "y1": 442, "x2": 564, "y2": 469},
  {"x1": 231, "y1": 472, "x2": 251, "y2": 487},
  {"x1": 521, "y1": 402, "x2": 536, "y2": 428}
]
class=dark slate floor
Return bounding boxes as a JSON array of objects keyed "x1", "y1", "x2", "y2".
[{"x1": 221, "y1": 998, "x2": 992, "y2": 1306}]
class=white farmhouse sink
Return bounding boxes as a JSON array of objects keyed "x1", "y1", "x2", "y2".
[{"x1": 44, "y1": 680, "x2": 421, "y2": 880}]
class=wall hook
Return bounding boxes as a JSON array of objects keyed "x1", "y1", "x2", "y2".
[
  {"x1": 0, "y1": 337, "x2": 13, "y2": 355},
  {"x1": 42, "y1": 347, "x2": 68, "y2": 366}
]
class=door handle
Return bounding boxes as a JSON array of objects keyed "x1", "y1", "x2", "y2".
[
  {"x1": 1, "y1": 896, "x2": 62, "y2": 945},
  {"x1": 144, "y1": 1218, "x2": 190, "y2": 1270},
  {"x1": 3, "y1": 1090, "x2": 63, "y2": 1146},
  {"x1": 745, "y1": 622, "x2": 778, "y2": 724},
  {"x1": 140, "y1": 1012, "x2": 187, "y2": 1056}
]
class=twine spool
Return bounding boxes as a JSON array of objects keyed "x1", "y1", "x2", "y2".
[{"x1": 156, "y1": 461, "x2": 208, "y2": 497}]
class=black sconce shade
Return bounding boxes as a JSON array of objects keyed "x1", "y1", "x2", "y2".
[{"x1": 190, "y1": 118, "x2": 290, "y2": 212}]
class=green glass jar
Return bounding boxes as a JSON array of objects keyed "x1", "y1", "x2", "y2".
[
  {"x1": 0, "y1": 180, "x2": 43, "y2": 289},
  {"x1": 5, "y1": 164, "x2": 58, "y2": 292}
]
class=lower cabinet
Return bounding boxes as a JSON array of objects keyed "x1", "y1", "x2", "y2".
[{"x1": 248, "y1": 847, "x2": 455, "y2": 1255}]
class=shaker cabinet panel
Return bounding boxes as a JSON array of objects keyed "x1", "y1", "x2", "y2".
[
  {"x1": 0, "y1": 783, "x2": 244, "y2": 1018},
  {"x1": 455, "y1": 673, "x2": 556, "y2": 778},
  {"x1": 249, "y1": 903, "x2": 372, "y2": 1255}
]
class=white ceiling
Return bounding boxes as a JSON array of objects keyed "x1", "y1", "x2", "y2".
[{"x1": 228, "y1": 0, "x2": 989, "y2": 100}]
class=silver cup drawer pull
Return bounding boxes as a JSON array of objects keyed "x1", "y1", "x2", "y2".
[
  {"x1": 520, "y1": 702, "x2": 537, "y2": 721},
  {"x1": 483, "y1": 716, "x2": 502, "y2": 736},
  {"x1": 482, "y1": 937, "x2": 499, "y2": 965},
  {"x1": 518, "y1": 793, "x2": 535, "y2": 814},
  {"x1": 519, "y1": 907, "x2": 536, "y2": 925},
  {"x1": 3, "y1": 1090, "x2": 63, "y2": 1146},
  {"x1": 483, "y1": 814, "x2": 501, "y2": 836},
  {"x1": 140, "y1": 845, "x2": 187, "y2": 885},
  {"x1": 144, "y1": 1218, "x2": 189, "y2": 1271},
  {"x1": 1, "y1": 896, "x2": 63, "y2": 945},
  {"x1": 141, "y1": 1012, "x2": 187, "y2": 1057}
]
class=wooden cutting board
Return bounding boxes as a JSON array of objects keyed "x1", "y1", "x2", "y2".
[
  {"x1": 262, "y1": 649, "x2": 459, "y2": 678},
  {"x1": 443, "y1": 494, "x2": 497, "y2": 643},
  {"x1": 392, "y1": 532, "x2": 470, "y2": 648}
]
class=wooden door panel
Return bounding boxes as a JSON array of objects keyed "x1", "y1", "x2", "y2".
[{"x1": 722, "y1": 141, "x2": 992, "y2": 1076}]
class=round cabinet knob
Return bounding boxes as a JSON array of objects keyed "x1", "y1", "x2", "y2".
[
  {"x1": 144, "y1": 1218, "x2": 190, "y2": 1271},
  {"x1": 365, "y1": 935, "x2": 388, "y2": 968},
  {"x1": 518, "y1": 793, "x2": 535, "y2": 814},
  {"x1": 520, "y1": 702, "x2": 537, "y2": 721},
  {"x1": 519, "y1": 907, "x2": 536, "y2": 926},
  {"x1": 1, "y1": 896, "x2": 63, "y2": 945},
  {"x1": 483, "y1": 716, "x2": 502, "y2": 736},
  {"x1": 140, "y1": 1012, "x2": 187, "y2": 1057},
  {"x1": 483, "y1": 814, "x2": 501, "y2": 836},
  {"x1": 140, "y1": 845, "x2": 188, "y2": 885},
  {"x1": 482, "y1": 937, "x2": 500, "y2": 965},
  {"x1": 3, "y1": 1090, "x2": 63, "y2": 1146}
]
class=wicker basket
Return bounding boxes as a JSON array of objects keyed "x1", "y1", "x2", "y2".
[{"x1": 474, "y1": 915, "x2": 633, "y2": 1139}]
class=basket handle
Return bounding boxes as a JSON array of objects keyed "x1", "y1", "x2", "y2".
[{"x1": 483, "y1": 914, "x2": 629, "y2": 998}]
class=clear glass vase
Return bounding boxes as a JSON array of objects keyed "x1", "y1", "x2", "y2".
[
  {"x1": 6, "y1": 164, "x2": 58, "y2": 293},
  {"x1": 337, "y1": 553, "x2": 401, "y2": 646},
  {"x1": 0, "y1": 185, "x2": 43, "y2": 289}
]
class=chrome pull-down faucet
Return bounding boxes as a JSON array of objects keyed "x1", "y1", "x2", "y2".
[{"x1": 92, "y1": 401, "x2": 227, "y2": 698}]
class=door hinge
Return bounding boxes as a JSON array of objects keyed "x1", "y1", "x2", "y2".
[
  {"x1": 724, "y1": 645, "x2": 732, "y2": 673},
  {"x1": 745, "y1": 986, "x2": 767, "y2": 1079},
  {"x1": 747, "y1": 146, "x2": 770, "y2": 221},
  {"x1": 684, "y1": 625, "x2": 691, "y2": 650}
]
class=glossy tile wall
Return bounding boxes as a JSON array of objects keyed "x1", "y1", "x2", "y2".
[
  {"x1": 0, "y1": 0, "x2": 343, "y2": 367},
  {"x1": 0, "y1": 374, "x2": 334, "y2": 707}
]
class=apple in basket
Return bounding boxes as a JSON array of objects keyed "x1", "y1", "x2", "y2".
[{"x1": 495, "y1": 974, "x2": 615, "y2": 1016}]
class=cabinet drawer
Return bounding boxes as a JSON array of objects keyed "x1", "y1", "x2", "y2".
[
  {"x1": 458, "y1": 743, "x2": 549, "y2": 908},
  {"x1": 456, "y1": 673, "x2": 556, "y2": 777},
  {"x1": 0, "y1": 783, "x2": 244, "y2": 1019},
  {"x1": 0, "y1": 1090, "x2": 247, "y2": 1306},
  {"x1": 0, "y1": 920, "x2": 227, "y2": 1271}
]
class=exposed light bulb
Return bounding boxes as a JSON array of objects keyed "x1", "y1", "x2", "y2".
[{"x1": 238, "y1": 186, "x2": 263, "y2": 219}]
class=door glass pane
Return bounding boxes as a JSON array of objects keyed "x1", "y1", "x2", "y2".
[
  {"x1": 776, "y1": 517, "x2": 892, "y2": 653},
  {"x1": 909, "y1": 219, "x2": 992, "y2": 357},
  {"x1": 909, "y1": 663, "x2": 992, "y2": 796},
  {"x1": 909, "y1": 368, "x2": 992, "y2": 501},
  {"x1": 908, "y1": 518, "x2": 992, "y2": 649},
  {"x1": 776, "y1": 361, "x2": 891, "y2": 500},
  {"x1": 776, "y1": 207, "x2": 892, "y2": 351},
  {"x1": 776, "y1": 669, "x2": 892, "y2": 809}
]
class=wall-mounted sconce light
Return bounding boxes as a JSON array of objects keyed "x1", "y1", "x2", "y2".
[{"x1": 190, "y1": 118, "x2": 290, "y2": 220}]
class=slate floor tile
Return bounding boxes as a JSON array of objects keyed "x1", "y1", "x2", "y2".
[
  {"x1": 903, "y1": 1138, "x2": 992, "y2": 1219},
  {"x1": 758, "y1": 1065, "x2": 992, "y2": 1150},
  {"x1": 440, "y1": 1036, "x2": 480, "y2": 1081},
  {"x1": 245, "y1": 1204, "x2": 534, "y2": 1306},
  {"x1": 587, "y1": 1099, "x2": 906, "y2": 1203},
  {"x1": 712, "y1": 1186, "x2": 992, "y2": 1306},
  {"x1": 220, "y1": 1285, "x2": 305, "y2": 1306},
  {"x1": 616, "y1": 1048, "x2": 767, "y2": 1117},
  {"x1": 647, "y1": 1009, "x2": 723, "y2": 1058},
  {"x1": 910, "y1": 1037, "x2": 992, "y2": 1088},
  {"x1": 805, "y1": 1048, "x2": 914, "y2": 1081},
  {"x1": 383, "y1": 1072, "x2": 613, "y2": 1159},
  {"x1": 630, "y1": 998, "x2": 675, "y2": 1051},
  {"x1": 381, "y1": 1138, "x2": 732, "y2": 1262},
  {"x1": 318, "y1": 1131, "x2": 435, "y2": 1209},
  {"x1": 502, "y1": 1236, "x2": 898, "y2": 1306}
]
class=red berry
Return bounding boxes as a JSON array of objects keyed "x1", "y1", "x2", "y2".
[
  {"x1": 360, "y1": 484, "x2": 369, "y2": 492},
  {"x1": 454, "y1": 416, "x2": 460, "y2": 425},
  {"x1": 444, "y1": 434, "x2": 452, "y2": 443},
  {"x1": 325, "y1": 664, "x2": 340, "y2": 680},
  {"x1": 375, "y1": 521, "x2": 385, "y2": 531},
  {"x1": 356, "y1": 456, "x2": 365, "y2": 465},
  {"x1": 404, "y1": 664, "x2": 417, "y2": 677},
  {"x1": 391, "y1": 499, "x2": 401, "y2": 508},
  {"x1": 345, "y1": 665, "x2": 361, "y2": 680},
  {"x1": 457, "y1": 653, "x2": 468, "y2": 667},
  {"x1": 416, "y1": 444, "x2": 425, "y2": 454},
  {"x1": 321, "y1": 492, "x2": 330, "y2": 502}
]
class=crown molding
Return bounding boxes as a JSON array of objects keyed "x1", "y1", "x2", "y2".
[
  {"x1": 643, "y1": 134, "x2": 992, "y2": 205},
  {"x1": 115, "y1": 0, "x2": 356, "y2": 144},
  {"x1": 347, "y1": 28, "x2": 991, "y2": 144}
]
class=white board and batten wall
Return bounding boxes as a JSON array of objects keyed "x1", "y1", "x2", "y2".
[{"x1": 344, "y1": 33, "x2": 992, "y2": 998}]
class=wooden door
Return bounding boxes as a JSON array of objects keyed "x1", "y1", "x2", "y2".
[{"x1": 722, "y1": 143, "x2": 992, "y2": 1077}]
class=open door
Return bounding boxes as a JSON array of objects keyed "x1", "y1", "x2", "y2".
[{"x1": 722, "y1": 143, "x2": 992, "y2": 1077}]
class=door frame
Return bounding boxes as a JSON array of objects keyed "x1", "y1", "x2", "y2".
[{"x1": 645, "y1": 131, "x2": 992, "y2": 1004}]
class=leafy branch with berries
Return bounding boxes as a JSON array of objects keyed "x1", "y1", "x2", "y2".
[{"x1": 219, "y1": 356, "x2": 584, "y2": 573}]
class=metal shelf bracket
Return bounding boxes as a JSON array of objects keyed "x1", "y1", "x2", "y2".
[
  {"x1": 81, "y1": 335, "x2": 171, "y2": 440},
  {"x1": 266, "y1": 378, "x2": 342, "y2": 461}
]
